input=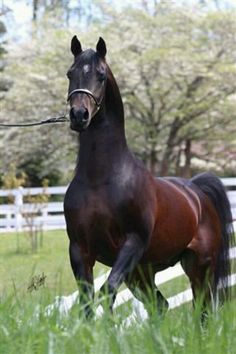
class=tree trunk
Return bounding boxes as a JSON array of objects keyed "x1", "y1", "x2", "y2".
[
  {"x1": 176, "y1": 139, "x2": 192, "y2": 177},
  {"x1": 159, "y1": 117, "x2": 181, "y2": 176},
  {"x1": 149, "y1": 148, "x2": 157, "y2": 175},
  {"x1": 33, "y1": 0, "x2": 39, "y2": 21},
  {"x1": 181, "y1": 139, "x2": 192, "y2": 178}
]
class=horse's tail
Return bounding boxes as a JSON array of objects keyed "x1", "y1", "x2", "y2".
[{"x1": 191, "y1": 172, "x2": 235, "y2": 302}]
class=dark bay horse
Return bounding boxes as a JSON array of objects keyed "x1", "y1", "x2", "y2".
[{"x1": 64, "y1": 36, "x2": 235, "y2": 320}]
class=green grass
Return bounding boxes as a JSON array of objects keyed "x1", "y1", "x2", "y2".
[
  {"x1": 0, "y1": 230, "x2": 108, "y2": 297},
  {"x1": 0, "y1": 291, "x2": 236, "y2": 354},
  {"x1": 0, "y1": 230, "x2": 71, "y2": 296},
  {"x1": 0, "y1": 231, "x2": 236, "y2": 354}
]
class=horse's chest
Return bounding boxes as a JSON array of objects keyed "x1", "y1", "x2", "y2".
[
  {"x1": 65, "y1": 186, "x2": 125, "y2": 264},
  {"x1": 81, "y1": 206, "x2": 125, "y2": 266}
]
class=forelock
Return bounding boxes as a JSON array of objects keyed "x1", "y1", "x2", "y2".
[{"x1": 76, "y1": 49, "x2": 99, "y2": 66}]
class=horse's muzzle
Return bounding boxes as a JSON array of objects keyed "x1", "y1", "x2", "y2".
[{"x1": 69, "y1": 106, "x2": 90, "y2": 132}]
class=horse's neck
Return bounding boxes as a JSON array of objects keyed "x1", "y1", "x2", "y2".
[
  {"x1": 77, "y1": 120, "x2": 128, "y2": 184},
  {"x1": 76, "y1": 77, "x2": 130, "y2": 184}
]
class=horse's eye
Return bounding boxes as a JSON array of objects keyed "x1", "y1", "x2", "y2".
[
  {"x1": 98, "y1": 71, "x2": 106, "y2": 82},
  {"x1": 67, "y1": 70, "x2": 72, "y2": 79}
]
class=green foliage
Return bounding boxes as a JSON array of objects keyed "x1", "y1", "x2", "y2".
[
  {"x1": 0, "y1": 27, "x2": 75, "y2": 185},
  {"x1": 23, "y1": 178, "x2": 50, "y2": 253},
  {"x1": 0, "y1": 18, "x2": 10, "y2": 95},
  {"x1": 19, "y1": 154, "x2": 62, "y2": 186},
  {"x1": 101, "y1": 5, "x2": 236, "y2": 176},
  {"x1": 0, "y1": 2, "x2": 236, "y2": 183},
  {"x1": 1, "y1": 163, "x2": 27, "y2": 190}
]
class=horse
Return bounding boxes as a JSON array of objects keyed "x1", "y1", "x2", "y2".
[{"x1": 64, "y1": 36, "x2": 235, "y2": 321}]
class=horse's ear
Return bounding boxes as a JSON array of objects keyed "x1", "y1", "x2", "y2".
[
  {"x1": 71, "y1": 35, "x2": 82, "y2": 57},
  {"x1": 96, "y1": 37, "x2": 107, "y2": 58}
]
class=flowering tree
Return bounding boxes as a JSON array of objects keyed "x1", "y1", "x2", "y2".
[{"x1": 1, "y1": 1, "x2": 236, "y2": 184}]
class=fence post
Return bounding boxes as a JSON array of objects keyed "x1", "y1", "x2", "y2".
[
  {"x1": 41, "y1": 206, "x2": 48, "y2": 231},
  {"x1": 14, "y1": 187, "x2": 23, "y2": 232}
]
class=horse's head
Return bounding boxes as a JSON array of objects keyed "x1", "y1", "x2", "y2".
[{"x1": 67, "y1": 36, "x2": 107, "y2": 132}]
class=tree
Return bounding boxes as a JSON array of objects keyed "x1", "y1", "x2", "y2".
[
  {"x1": 0, "y1": 3, "x2": 102, "y2": 186},
  {"x1": 31, "y1": 0, "x2": 101, "y2": 27},
  {"x1": 0, "y1": 19, "x2": 8, "y2": 98},
  {"x1": 100, "y1": 4, "x2": 236, "y2": 176},
  {"x1": 0, "y1": 26, "x2": 75, "y2": 185},
  {"x1": 1, "y1": 2, "x2": 236, "y2": 185},
  {"x1": 0, "y1": 11, "x2": 14, "y2": 182}
]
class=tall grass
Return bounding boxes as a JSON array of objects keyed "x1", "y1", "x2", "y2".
[
  {"x1": 0, "y1": 231, "x2": 236, "y2": 353},
  {"x1": 0, "y1": 289, "x2": 236, "y2": 354}
]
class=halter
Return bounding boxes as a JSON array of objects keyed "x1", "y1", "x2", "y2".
[{"x1": 67, "y1": 89, "x2": 102, "y2": 109}]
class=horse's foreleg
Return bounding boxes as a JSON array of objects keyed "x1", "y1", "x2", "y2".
[
  {"x1": 99, "y1": 233, "x2": 146, "y2": 311},
  {"x1": 69, "y1": 241, "x2": 94, "y2": 318}
]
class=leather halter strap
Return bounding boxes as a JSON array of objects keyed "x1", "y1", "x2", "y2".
[{"x1": 67, "y1": 88, "x2": 101, "y2": 107}]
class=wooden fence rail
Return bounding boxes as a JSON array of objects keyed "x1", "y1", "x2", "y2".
[{"x1": 0, "y1": 178, "x2": 236, "y2": 233}]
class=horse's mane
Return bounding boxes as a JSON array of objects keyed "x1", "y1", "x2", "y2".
[{"x1": 105, "y1": 64, "x2": 124, "y2": 121}]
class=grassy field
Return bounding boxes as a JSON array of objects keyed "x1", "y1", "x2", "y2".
[
  {"x1": 0, "y1": 230, "x2": 109, "y2": 297},
  {"x1": 0, "y1": 230, "x2": 236, "y2": 354}
]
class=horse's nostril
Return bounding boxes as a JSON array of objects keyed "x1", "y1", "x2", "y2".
[
  {"x1": 83, "y1": 109, "x2": 89, "y2": 122},
  {"x1": 69, "y1": 107, "x2": 76, "y2": 121}
]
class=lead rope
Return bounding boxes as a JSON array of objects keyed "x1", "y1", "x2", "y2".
[
  {"x1": 0, "y1": 115, "x2": 69, "y2": 128},
  {"x1": 1, "y1": 88, "x2": 101, "y2": 128}
]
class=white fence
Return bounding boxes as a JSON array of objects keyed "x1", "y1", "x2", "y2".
[
  {"x1": 46, "y1": 246, "x2": 236, "y2": 321},
  {"x1": 0, "y1": 186, "x2": 67, "y2": 232},
  {"x1": 0, "y1": 178, "x2": 236, "y2": 233}
]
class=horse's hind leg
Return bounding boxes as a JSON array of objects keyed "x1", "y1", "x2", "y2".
[
  {"x1": 125, "y1": 265, "x2": 169, "y2": 317},
  {"x1": 181, "y1": 229, "x2": 220, "y2": 323}
]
